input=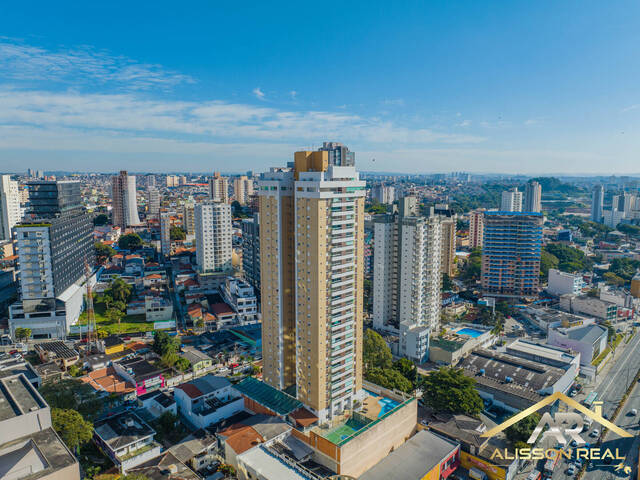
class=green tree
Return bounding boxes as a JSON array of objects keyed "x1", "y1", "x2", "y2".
[
  {"x1": 105, "y1": 308, "x2": 124, "y2": 333},
  {"x1": 609, "y1": 257, "x2": 640, "y2": 282},
  {"x1": 170, "y1": 226, "x2": 186, "y2": 241},
  {"x1": 155, "y1": 411, "x2": 179, "y2": 437},
  {"x1": 616, "y1": 223, "x2": 640, "y2": 237},
  {"x1": 505, "y1": 412, "x2": 541, "y2": 444},
  {"x1": 105, "y1": 278, "x2": 132, "y2": 303},
  {"x1": 461, "y1": 248, "x2": 482, "y2": 283},
  {"x1": 68, "y1": 364, "x2": 83, "y2": 377},
  {"x1": 93, "y1": 213, "x2": 109, "y2": 226},
  {"x1": 363, "y1": 329, "x2": 392, "y2": 370},
  {"x1": 51, "y1": 408, "x2": 93, "y2": 451},
  {"x1": 539, "y1": 249, "x2": 559, "y2": 278},
  {"x1": 94, "y1": 242, "x2": 116, "y2": 263},
  {"x1": 218, "y1": 465, "x2": 236, "y2": 477},
  {"x1": 603, "y1": 272, "x2": 625, "y2": 286},
  {"x1": 544, "y1": 243, "x2": 590, "y2": 273},
  {"x1": 366, "y1": 201, "x2": 387, "y2": 214},
  {"x1": 161, "y1": 351, "x2": 179, "y2": 368},
  {"x1": 118, "y1": 233, "x2": 143, "y2": 250},
  {"x1": 175, "y1": 357, "x2": 191, "y2": 372},
  {"x1": 153, "y1": 330, "x2": 180, "y2": 356},
  {"x1": 365, "y1": 367, "x2": 413, "y2": 392},
  {"x1": 393, "y1": 358, "x2": 417, "y2": 385},
  {"x1": 442, "y1": 273, "x2": 454, "y2": 292},
  {"x1": 419, "y1": 367, "x2": 483, "y2": 416},
  {"x1": 14, "y1": 327, "x2": 32, "y2": 342},
  {"x1": 40, "y1": 379, "x2": 103, "y2": 420}
]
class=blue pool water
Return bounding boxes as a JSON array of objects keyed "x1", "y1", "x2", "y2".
[
  {"x1": 456, "y1": 327, "x2": 484, "y2": 338},
  {"x1": 364, "y1": 389, "x2": 400, "y2": 417}
]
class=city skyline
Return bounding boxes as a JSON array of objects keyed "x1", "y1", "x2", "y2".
[{"x1": 2, "y1": 1, "x2": 640, "y2": 174}]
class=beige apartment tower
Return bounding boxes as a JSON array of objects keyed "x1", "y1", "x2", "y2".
[{"x1": 259, "y1": 148, "x2": 366, "y2": 420}]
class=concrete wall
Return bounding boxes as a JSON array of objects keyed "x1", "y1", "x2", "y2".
[{"x1": 338, "y1": 398, "x2": 417, "y2": 478}]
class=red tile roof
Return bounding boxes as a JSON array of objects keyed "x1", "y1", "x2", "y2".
[{"x1": 176, "y1": 382, "x2": 203, "y2": 399}]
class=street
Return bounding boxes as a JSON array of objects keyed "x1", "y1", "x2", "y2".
[{"x1": 515, "y1": 329, "x2": 640, "y2": 480}]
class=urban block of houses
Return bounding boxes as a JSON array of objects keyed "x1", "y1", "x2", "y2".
[{"x1": 137, "y1": 390, "x2": 177, "y2": 419}]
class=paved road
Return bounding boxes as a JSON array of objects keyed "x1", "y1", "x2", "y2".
[{"x1": 514, "y1": 329, "x2": 640, "y2": 480}]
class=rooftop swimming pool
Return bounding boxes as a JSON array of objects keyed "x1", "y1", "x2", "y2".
[
  {"x1": 364, "y1": 389, "x2": 400, "y2": 417},
  {"x1": 455, "y1": 327, "x2": 485, "y2": 338}
]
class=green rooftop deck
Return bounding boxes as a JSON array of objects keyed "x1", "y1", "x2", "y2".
[{"x1": 235, "y1": 377, "x2": 303, "y2": 415}]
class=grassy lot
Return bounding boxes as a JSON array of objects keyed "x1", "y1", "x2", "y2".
[{"x1": 78, "y1": 300, "x2": 155, "y2": 334}]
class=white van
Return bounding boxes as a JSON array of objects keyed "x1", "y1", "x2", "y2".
[{"x1": 469, "y1": 467, "x2": 489, "y2": 480}]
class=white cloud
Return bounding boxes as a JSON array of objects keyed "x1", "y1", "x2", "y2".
[
  {"x1": 253, "y1": 87, "x2": 265, "y2": 100},
  {"x1": 290, "y1": 90, "x2": 297, "y2": 99},
  {"x1": 381, "y1": 98, "x2": 404, "y2": 106},
  {"x1": 457, "y1": 120, "x2": 471, "y2": 127},
  {"x1": 0, "y1": 88, "x2": 484, "y2": 146},
  {"x1": 0, "y1": 40, "x2": 193, "y2": 90},
  {"x1": 621, "y1": 104, "x2": 640, "y2": 113}
]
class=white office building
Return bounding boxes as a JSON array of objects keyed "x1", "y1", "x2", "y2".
[
  {"x1": 194, "y1": 201, "x2": 232, "y2": 274},
  {"x1": 371, "y1": 184, "x2": 395, "y2": 204},
  {"x1": 547, "y1": 268, "x2": 584, "y2": 296},
  {"x1": 0, "y1": 175, "x2": 21, "y2": 241},
  {"x1": 147, "y1": 187, "x2": 160, "y2": 218}
]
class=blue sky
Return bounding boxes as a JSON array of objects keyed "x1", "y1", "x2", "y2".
[{"x1": 1, "y1": 1, "x2": 640, "y2": 174}]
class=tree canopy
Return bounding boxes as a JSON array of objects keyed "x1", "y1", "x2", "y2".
[
  {"x1": 14, "y1": 327, "x2": 31, "y2": 341},
  {"x1": 93, "y1": 213, "x2": 109, "y2": 226},
  {"x1": 419, "y1": 367, "x2": 483, "y2": 416},
  {"x1": 51, "y1": 408, "x2": 93, "y2": 451},
  {"x1": 363, "y1": 329, "x2": 392, "y2": 370},
  {"x1": 170, "y1": 226, "x2": 186, "y2": 241},
  {"x1": 460, "y1": 248, "x2": 482, "y2": 283},
  {"x1": 118, "y1": 233, "x2": 143, "y2": 250},
  {"x1": 105, "y1": 278, "x2": 132, "y2": 303},
  {"x1": 543, "y1": 243, "x2": 590, "y2": 273},
  {"x1": 153, "y1": 330, "x2": 180, "y2": 357},
  {"x1": 505, "y1": 412, "x2": 540, "y2": 444},
  {"x1": 40, "y1": 379, "x2": 103, "y2": 420},
  {"x1": 95, "y1": 242, "x2": 116, "y2": 263},
  {"x1": 609, "y1": 257, "x2": 640, "y2": 282},
  {"x1": 365, "y1": 367, "x2": 413, "y2": 393}
]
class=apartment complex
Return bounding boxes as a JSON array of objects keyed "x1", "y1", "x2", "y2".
[
  {"x1": 160, "y1": 212, "x2": 171, "y2": 259},
  {"x1": 194, "y1": 201, "x2": 232, "y2": 274},
  {"x1": 373, "y1": 197, "x2": 442, "y2": 360},
  {"x1": 500, "y1": 187, "x2": 523, "y2": 212},
  {"x1": 183, "y1": 201, "x2": 195, "y2": 234},
  {"x1": 547, "y1": 268, "x2": 584, "y2": 296},
  {"x1": 209, "y1": 172, "x2": 230, "y2": 204},
  {"x1": 591, "y1": 185, "x2": 604, "y2": 223},
  {"x1": 10, "y1": 181, "x2": 94, "y2": 339},
  {"x1": 234, "y1": 175, "x2": 254, "y2": 204},
  {"x1": 111, "y1": 170, "x2": 141, "y2": 228},
  {"x1": 318, "y1": 141, "x2": 355, "y2": 166},
  {"x1": 481, "y1": 211, "x2": 543, "y2": 298},
  {"x1": 524, "y1": 180, "x2": 542, "y2": 213},
  {"x1": 258, "y1": 148, "x2": 366, "y2": 420},
  {"x1": 241, "y1": 213, "x2": 260, "y2": 292},
  {"x1": 468, "y1": 209, "x2": 484, "y2": 249},
  {"x1": 371, "y1": 184, "x2": 395, "y2": 204},
  {"x1": 440, "y1": 217, "x2": 456, "y2": 277},
  {"x1": 0, "y1": 174, "x2": 21, "y2": 241},
  {"x1": 146, "y1": 186, "x2": 160, "y2": 218}
]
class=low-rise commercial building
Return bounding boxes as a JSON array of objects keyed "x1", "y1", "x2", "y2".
[
  {"x1": 559, "y1": 294, "x2": 618, "y2": 321},
  {"x1": 547, "y1": 321, "x2": 608, "y2": 367},
  {"x1": 360, "y1": 429, "x2": 460, "y2": 480}
]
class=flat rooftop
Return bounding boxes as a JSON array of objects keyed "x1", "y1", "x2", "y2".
[
  {"x1": 360, "y1": 430, "x2": 458, "y2": 480},
  {"x1": 458, "y1": 348, "x2": 565, "y2": 392},
  {"x1": 0, "y1": 427, "x2": 78, "y2": 480},
  {"x1": 0, "y1": 374, "x2": 46, "y2": 422},
  {"x1": 506, "y1": 339, "x2": 577, "y2": 365}
]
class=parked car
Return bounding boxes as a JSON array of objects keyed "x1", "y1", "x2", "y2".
[
  {"x1": 567, "y1": 465, "x2": 575, "y2": 475},
  {"x1": 590, "y1": 428, "x2": 600, "y2": 437},
  {"x1": 629, "y1": 408, "x2": 638, "y2": 416}
]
